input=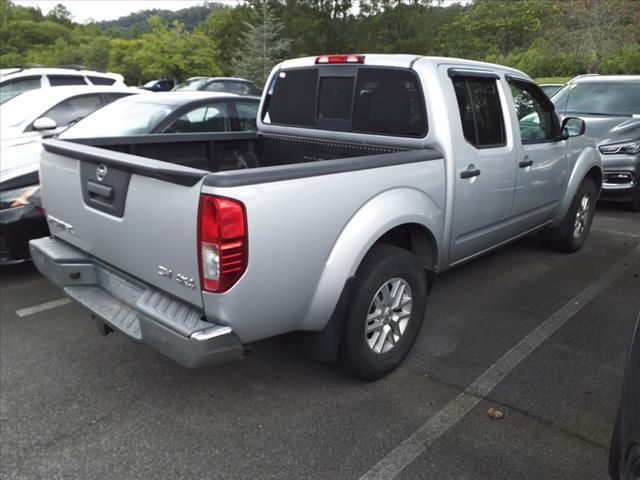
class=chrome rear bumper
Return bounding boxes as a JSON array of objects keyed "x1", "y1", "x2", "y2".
[{"x1": 29, "y1": 236, "x2": 243, "y2": 368}]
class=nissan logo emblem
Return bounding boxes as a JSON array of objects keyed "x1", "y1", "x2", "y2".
[{"x1": 96, "y1": 164, "x2": 108, "y2": 182}]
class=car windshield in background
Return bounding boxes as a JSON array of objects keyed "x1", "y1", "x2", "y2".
[
  {"x1": 60, "y1": 100, "x2": 173, "y2": 138},
  {"x1": 172, "y1": 79, "x2": 208, "y2": 91},
  {"x1": 552, "y1": 82, "x2": 640, "y2": 116}
]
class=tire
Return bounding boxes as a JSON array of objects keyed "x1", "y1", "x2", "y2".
[
  {"x1": 608, "y1": 409, "x2": 622, "y2": 480},
  {"x1": 339, "y1": 244, "x2": 428, "y2": 381},
  {"x1": 627, "y1": 187, "x2": 640, "y2": 212},
  {"x1": 545, "y1": 178, "x2": 597, "y2": 253}
]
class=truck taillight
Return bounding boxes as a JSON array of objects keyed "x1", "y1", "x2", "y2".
[
  {"x1": 315, "y1": 54, "x2": 365, "y2": 64},
  {"x1": 198, "y1": 194, "x2": 247, "y2": 293}
]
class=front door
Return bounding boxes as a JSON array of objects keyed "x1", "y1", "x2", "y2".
[{"x1": 507, "y1": 79, "x2": 569, "y2": 231}]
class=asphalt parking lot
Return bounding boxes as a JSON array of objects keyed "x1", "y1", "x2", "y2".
[{"x1": 1, "y1": 204, "x2": 639, "y2": 480}]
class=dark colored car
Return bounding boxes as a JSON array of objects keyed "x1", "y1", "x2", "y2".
[
  {"x1": 552, "y1": 75, "x2": 640, "y2": 211},
  {"x1": 610, "y1": 311, "x2": 640, "y2": 480},
  {"x1": 172, "y1": 76, "x2": 261, "y2": 96},
  {"x1": 539, "y1": 83, "x2": 563, "y2": 97},
  {"x1": 0, "y1": 148, "x2": 46, "y2": 265},
  {"x1": 0, "y1": 92, "x2": 260, "y2": 265},
  {"x1": 142, "y1": 79, "x2": 175, "y2": 92}
]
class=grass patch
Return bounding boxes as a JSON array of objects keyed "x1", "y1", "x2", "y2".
[{"x1": 534, "y1": 77, "x2": 571, "y2": 84}]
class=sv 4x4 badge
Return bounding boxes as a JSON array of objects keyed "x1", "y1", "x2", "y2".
[{"x1": 158, "y1": 265, "x2": 195, "y2": 289}]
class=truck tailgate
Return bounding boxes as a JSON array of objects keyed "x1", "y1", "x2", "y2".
[{"x1": 40, "y1": 139, "x2": 207, "y2": 308}]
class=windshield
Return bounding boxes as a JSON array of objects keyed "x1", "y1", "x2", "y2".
[
  {"x1": 60, "y1": 99, "x2": 174, "y2": 138},
  {"x1": 552, "y1": 82, "x2": 640, "y2": 116},
  {"x1": 172, "y1": 79, "x2": 208, "y2": 91}
]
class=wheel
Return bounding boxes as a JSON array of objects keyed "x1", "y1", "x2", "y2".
[
  {"x1": 545, "y1": 178, "x2": 597, "y2": 253},
  {"x1": 339, "y1": 244, "x2": 428, "y2": 380}
]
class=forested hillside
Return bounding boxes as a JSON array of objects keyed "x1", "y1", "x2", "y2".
[
  {"x1": 96, "y1": 2, "x2": 224, "y2": 35},
  {"x1": 1, "y1": 0, "x2": 638, "y2": 87}
]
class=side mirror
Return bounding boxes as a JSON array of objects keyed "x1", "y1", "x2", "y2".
[
  {"x1": 560, "y1": 117, "x2": 585, "y2": 139},
  {"x1": 32, "y1": 117, "x2": 58, "y2": 131}
]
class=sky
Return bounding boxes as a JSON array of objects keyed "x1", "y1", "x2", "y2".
[
  {"x1": 13, "y1": 1, "x2": 243, "y2": 23},
  {"x1": 14, "y1": 0, "x2": 469, "y2": 24}
]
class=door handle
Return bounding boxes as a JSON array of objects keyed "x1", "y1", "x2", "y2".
[
  {"x1": 460, "y1": 167, "x2": 481, "y2": 179},
  {"x1": 519, "y1": 159, "x2": 534, "y2": 168},
  {"x1": 87, "y1": 181, "x2": 113, "y2": 200}
]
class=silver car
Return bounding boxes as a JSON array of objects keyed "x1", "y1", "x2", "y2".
[{"x1": 552, "y1": 75, "x2": 640, "y2": 210}]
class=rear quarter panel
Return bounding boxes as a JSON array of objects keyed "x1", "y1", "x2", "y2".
[{"x1": 201, "y1": 157, "x2": 445, "y2": 343}]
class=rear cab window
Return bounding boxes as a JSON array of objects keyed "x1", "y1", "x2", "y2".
[{"x1": 262, "y1": 66, "x2": 427, "y2": 137}]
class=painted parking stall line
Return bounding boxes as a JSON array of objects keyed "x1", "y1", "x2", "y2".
[
  {"x1": 359, "y1": 243, "x2": 640, "y2": 480},
  {"x1": 15, "y1": 298, "x2": 72, "y2": 318},
  {"x1": 593, "y1": 227, "x2": 640, "y2": 239}
]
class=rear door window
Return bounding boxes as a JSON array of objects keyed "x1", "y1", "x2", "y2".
[
  {"x1": 40, "y1": 93, "x2": 104, "y2": 127},
  {"x1": 452, "y1": 76, "x2": 506, "y2": 148},
  {"x1": 0, "y1": 76, "x2": 41, "y2": 103},
  {"x1": 163, "y1": 103, "x2": 232, "y2": 133},
  {"x1": 234, "y1": 100, "x2": 259, "y2": 131}
]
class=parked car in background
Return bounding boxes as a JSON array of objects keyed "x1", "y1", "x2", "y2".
[
  {"x1": 1, "y1": 85, "x2": 138, "y2": 150},
  {"x1": 0, "y1": 86, "x2": 139, "y2": 265},
  {"x1": 0, "y1": 92, "x2": 259, "y2": 265},
  {"x1": 59, "y1": 92, "x2": 260, "y2": 138},
  {"x1": 172, "y1": 76, "x2": 261, "y2": 96},
  {"x1": 142, "y1": 79, "x2": 175, "y2": 92},
  {"x1": 609, "y1": 311, "x2": 640, "y2": 480},
  {"x1": 552, "y1": 75, "x2": 640, "y2": 210},
  {"x1": 0, "y1": 66, "x2": 125, "y2": 104},
  {"x1": 539, "y1": 83, "x2": 564, "y2": 97}
]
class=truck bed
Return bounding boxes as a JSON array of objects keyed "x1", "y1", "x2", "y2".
[{"x1": 68, "y1": 132, "x2": 408, "y2": 173}]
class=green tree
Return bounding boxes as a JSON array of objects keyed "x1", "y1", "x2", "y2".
[
  {"x1": 232, "y1": 3, "x2": 292, "y2": 88},
  {"x1": 46, "y1": 3, "x2": 73, "y2": 25},
  {"x1": 197, "y1": 6, "x2": 252, "y2": 74}
]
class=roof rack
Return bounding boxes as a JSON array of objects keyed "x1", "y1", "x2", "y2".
[
  {"x1": 58, "y1": 64, "x2": 91, "y2": 71},
  {"x1": 4, "y1": 63, "x2": 45, "y2": 69},
  {"x1": 1, "y1": 64, "x2": 102, "y2": 76}
]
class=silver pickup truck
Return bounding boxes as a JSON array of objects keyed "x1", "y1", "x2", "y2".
[{"x1": 30, "y1": 55, "x2": 602, "y2": 379}]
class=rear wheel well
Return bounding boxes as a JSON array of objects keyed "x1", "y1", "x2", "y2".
[{"x1": 376, "y1": 223, "x2": 438, "y2": 288}]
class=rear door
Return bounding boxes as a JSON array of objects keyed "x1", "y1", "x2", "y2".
[
  {"x1": 39, "y1": 139, "x2": 207, "y2": 307},
  {"x1": 445, "y1": 69, "x2": 518, "y2": 264}
]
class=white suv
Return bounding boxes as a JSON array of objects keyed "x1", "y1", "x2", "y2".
[{"x1": 0, "y1": 67, "x2": 125, "y2": 104}]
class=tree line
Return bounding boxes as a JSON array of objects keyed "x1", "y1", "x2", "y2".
[{"x1": 1, "y1": 0, "x2": 638, "y2": 88}]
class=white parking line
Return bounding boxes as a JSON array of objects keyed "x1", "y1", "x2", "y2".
[
  {"x1": 359, "y1": 243, "x2": 640, "y2": 480},
  {"x1": 593, "y1": 227, "x2": 640, "y2": 239},
  {"x1": 15, "y1": 298, "x2": 72, "y2": 317}
]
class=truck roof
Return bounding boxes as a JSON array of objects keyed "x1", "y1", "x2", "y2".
[{"x1": 277, "y1": 54, "x2": 530, "y2": 81}]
